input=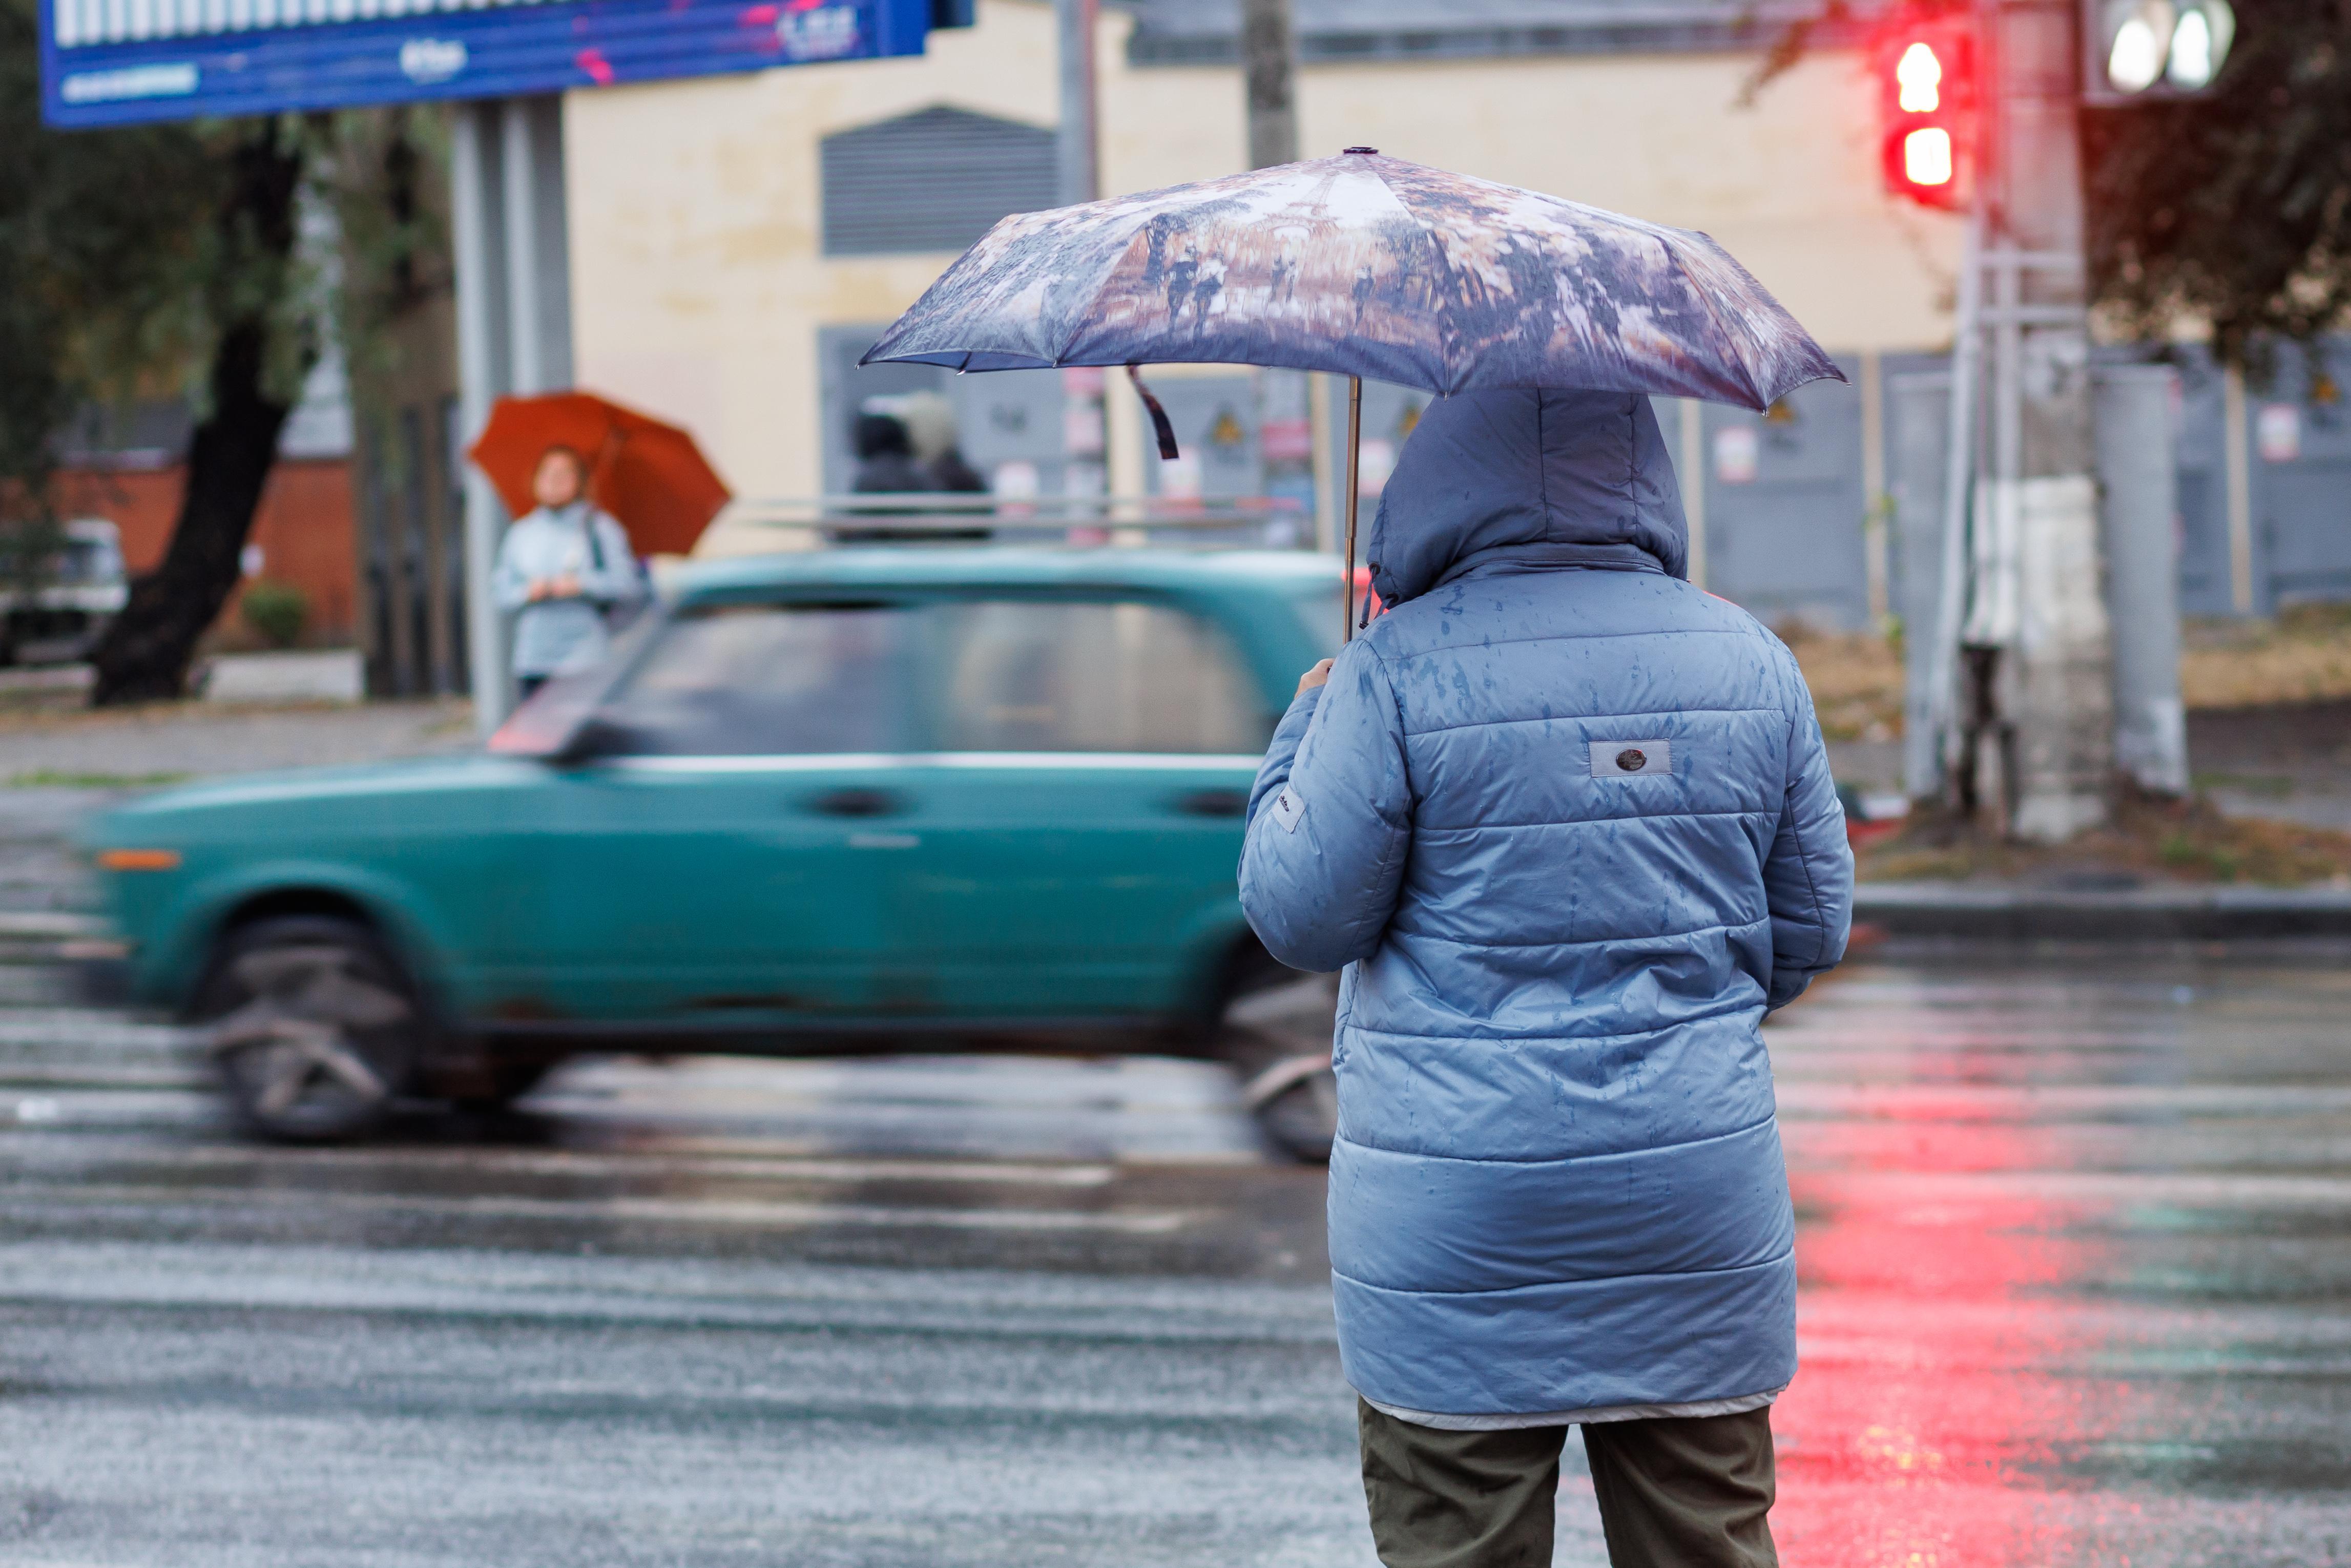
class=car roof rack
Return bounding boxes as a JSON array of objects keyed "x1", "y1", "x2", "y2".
[{"x1": 714, "y1": 493, "x2": 1314, "y2": 551}]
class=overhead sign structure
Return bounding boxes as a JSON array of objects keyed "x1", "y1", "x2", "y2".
[{"x1": 41, "y1": 0, "x2": 931, "y2": 128}]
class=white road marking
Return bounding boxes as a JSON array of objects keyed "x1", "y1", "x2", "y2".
[{"x1": 5, "y1": 1181, "x2": 1202, "y2": 1234}]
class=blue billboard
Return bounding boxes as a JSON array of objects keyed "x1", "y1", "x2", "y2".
[{"x1": 40, "y1": 0, "x2": 932, "y2": 128}]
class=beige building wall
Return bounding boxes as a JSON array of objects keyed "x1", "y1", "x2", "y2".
[{"x1": 565, "y1": 0, "x2": 1961, "y2": 500}]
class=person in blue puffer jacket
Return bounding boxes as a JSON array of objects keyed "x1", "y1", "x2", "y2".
[{"x1": 1239, "y1": 386, "x2": 1852, "y2": 1568}]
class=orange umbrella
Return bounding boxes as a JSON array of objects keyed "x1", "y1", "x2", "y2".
[{"x1": 468, "y1": 391, "x2": 731, "y2": 556}]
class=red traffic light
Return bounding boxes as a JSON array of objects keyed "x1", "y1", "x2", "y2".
[
  {"x1": 1878, "y1": 16, "x2": 1975, "y2": 210},
  {"x1": 1902, "y1": 126, "x2": 1954, "y2": 186}
]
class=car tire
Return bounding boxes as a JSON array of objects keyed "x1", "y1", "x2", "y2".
[
  {"x1": 1215, "y1": 973, "x2": 1339, "y2": 1164},
  {"x1": 196, "y1": 915, "x2": 424, "y2": 1144}
]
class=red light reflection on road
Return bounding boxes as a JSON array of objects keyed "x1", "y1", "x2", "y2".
[{"x1": 1774, "y1": 1102, "x2": 2113, "y2": 1567}]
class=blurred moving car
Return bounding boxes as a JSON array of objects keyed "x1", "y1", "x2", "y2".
[
  {"x1": 84, "y1": 547, "x2": 1344, "y2": 1155},
  {"x1": 1, "y1": 518, "x2": 129, "y2": 665}
]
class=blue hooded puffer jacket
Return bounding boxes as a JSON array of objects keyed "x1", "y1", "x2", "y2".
[{"x1": 1239, "y1": 387, "x2": 1853, "y2": 1420}]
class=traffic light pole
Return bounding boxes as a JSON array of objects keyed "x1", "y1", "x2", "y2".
[
  {"x1": 1924, "y1": 204, "x2": 1982, "y2": 793},
  {"x1": 1940, "y1": 0, "x2": 2113, "y2": 839}
]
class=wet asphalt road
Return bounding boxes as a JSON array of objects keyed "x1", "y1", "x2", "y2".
[{"x1": 6, "y1": 935, "x2": 2351, "y2": 1566}]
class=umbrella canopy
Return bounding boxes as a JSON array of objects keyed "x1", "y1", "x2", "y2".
[
  {"x1": 862, "y1": 149, "x2": 1843, "y2": 412},
  {"x1": 468, "y1": 391, "x2": 732, "y2": 556}
]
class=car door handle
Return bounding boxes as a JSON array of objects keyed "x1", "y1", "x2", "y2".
[
  {"x1": 1173, "y1": 788, "x2": 1249, "y2": 818},
  {"x1": 805, "y1": 786, "x2": 907, "y2": 818}
]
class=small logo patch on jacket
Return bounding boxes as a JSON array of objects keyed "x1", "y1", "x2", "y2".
[
  {"x1": 1590, "y1": 740, "x2": 1672, "y2": 778},
  {"x1": 1271, "y1": 786, "x2": 1305, "y2": 832}
]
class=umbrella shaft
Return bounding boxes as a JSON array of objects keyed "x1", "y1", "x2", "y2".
[{"x1": 1342, "y1": 375, "x2": 1363, "y2": 645}]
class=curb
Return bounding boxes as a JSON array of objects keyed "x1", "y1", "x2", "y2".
[{"x1": 1855, "y1": 882, "x2": 2351, "y2": 940}]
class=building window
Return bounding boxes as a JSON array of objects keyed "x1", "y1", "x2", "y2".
[{"x1": 820, "y1": 104, "x2": 1057, "y2": 257}]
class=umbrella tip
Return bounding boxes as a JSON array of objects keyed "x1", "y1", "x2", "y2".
[{"x1": 1343, "y1": 145, "x2": 1379, "y2": 155}]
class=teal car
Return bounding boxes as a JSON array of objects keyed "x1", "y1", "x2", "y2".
[{"x1": 85, "y1": 548, "x2": 1343, "y2": 1149}]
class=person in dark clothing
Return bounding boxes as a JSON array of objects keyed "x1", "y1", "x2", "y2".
[
  {"x1": 926, "y1": 446, "x2": 988, "y2": 493},
  {"x1": 900, "y1": 390, "x2": 990, "y2": 492},
  {"x1": 849, "y1": 412, "x2": 935, "y2": 494}
]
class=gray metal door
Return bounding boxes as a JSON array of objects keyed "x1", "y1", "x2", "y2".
[
  {"x1": 1138, "y1": 373, "x2": 1264, "y2": 498},
  {"x1": 817, "y1": 325, "x2": 1069, "y2": 495},
  {"x1": 1698, "y1": 359, "x2": 1870, "y2": 631},
  {"x1": 2250, "y1": 339, "x2": 2351, "y2": 610}
]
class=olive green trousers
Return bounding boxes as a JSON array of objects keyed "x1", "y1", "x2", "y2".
[{"x1": 1358, "y1": 1399, "x2": 1779, "y2": 1568}]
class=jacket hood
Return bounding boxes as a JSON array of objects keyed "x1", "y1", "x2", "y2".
[{"x1": 1365, "y1": 388, "x2": 1689, "y2": 608}]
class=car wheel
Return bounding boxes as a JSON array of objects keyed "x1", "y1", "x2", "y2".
[
  {"x1": 197, "y1": 915, "x2": 423, "y2": 1143},
  {"x1": 1216, "y1": 973, "x2": 1339, "y2": 1164}
]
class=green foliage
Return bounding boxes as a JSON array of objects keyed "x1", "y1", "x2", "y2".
[
  {"x1": 3, "y1": 7, "x2": 449, "y2": 704},
  {"x1": 322, "y1": 106, "x2": 452, "y2": 385},
  {"x1": 2085, "y1": 3, "x2": 2351, "y2": 373},
  {"x1": 0, "y1": 0, "x2": 218, "y2": 520},
  {"x1": 240, "y1": 579, "x2": 309, "y2": 648},
  {"x1": 0, "y1": 4, "x2": 441, "y2": 519}
]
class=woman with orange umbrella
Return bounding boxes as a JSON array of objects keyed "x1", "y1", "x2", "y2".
[
  {"x1": 471, "y1": 392, "x2": 732, "y2": 699},
  {"x1": 488, "y1": 445, "x2": 644, "y2": 700}
]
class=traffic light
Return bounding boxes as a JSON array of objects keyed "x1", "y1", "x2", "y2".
[
  {"x1": 1877, "y1": 15, "x2": 1976, "y2": 211},
  {"x1": 2083, "y1": 0, "x2": 2235, "y2": 102}
]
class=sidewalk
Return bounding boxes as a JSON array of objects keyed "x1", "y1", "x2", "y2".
[
  {"x1": 1832, "y1": 702, "x2": 2351, "y2": 937},
  {"x1": 1856, "y1": 880, "x2": 2351, "y2": 939}
]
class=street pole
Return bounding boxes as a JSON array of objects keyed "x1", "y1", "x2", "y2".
[
  {"x1": 1054, "y1": 0, "x2": 1110, "y2": 528},
  {"x1": 1240, "y1": 0, "x2": 1317, "y2": 551},
  {"x1": 452, "y1": 95, "x2": 575, "y2": 737},
  {"x1": 1054, "y1": 0, "x2": 1098, "y2": 208},
  {"x1": 1926, "y1": 203, "x2": 1983, "y2": 799},
  {"x1": 450, "y1": 102, "x2": 512, "y2": 736},
  {"x1": 2097, "y1": 364, "x2": 2189, "y2": 795},
  {"x1": 1976, "y1": 0, "x2": 2112, "y2": 840},
  {"x1": 1240, "y1": 0, "x2": 1298, "y2": 170}
]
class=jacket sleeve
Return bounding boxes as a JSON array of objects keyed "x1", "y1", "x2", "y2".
[
  {"x1": 1762, "y1": 644, "x2": 1854, "y2": 1009},
  {"x1": 1237, "y1": 640, "x2": 1413, "y2": 974},
  {"x1": 490, "y1": 519, "x2": 534, "y2": 613}
]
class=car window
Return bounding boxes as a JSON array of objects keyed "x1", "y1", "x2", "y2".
[
  {"x1": 932, "y1": 598, "x2": 1266, "y2": 754},
  {"x1": 602, "y1": 601, "x2": 913, "y2": 756}
]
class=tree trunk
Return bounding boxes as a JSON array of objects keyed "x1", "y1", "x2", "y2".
[{"x1": 89, "y1": 124, "x2": 305, "y2": 707}]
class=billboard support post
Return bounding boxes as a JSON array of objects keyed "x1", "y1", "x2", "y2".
[
  {"x1": 453, "y1": 96, "x2": 573, "y2": 736},
  {"x1": 452, "y1": 100, "x2": 511, "y2": 734}
]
